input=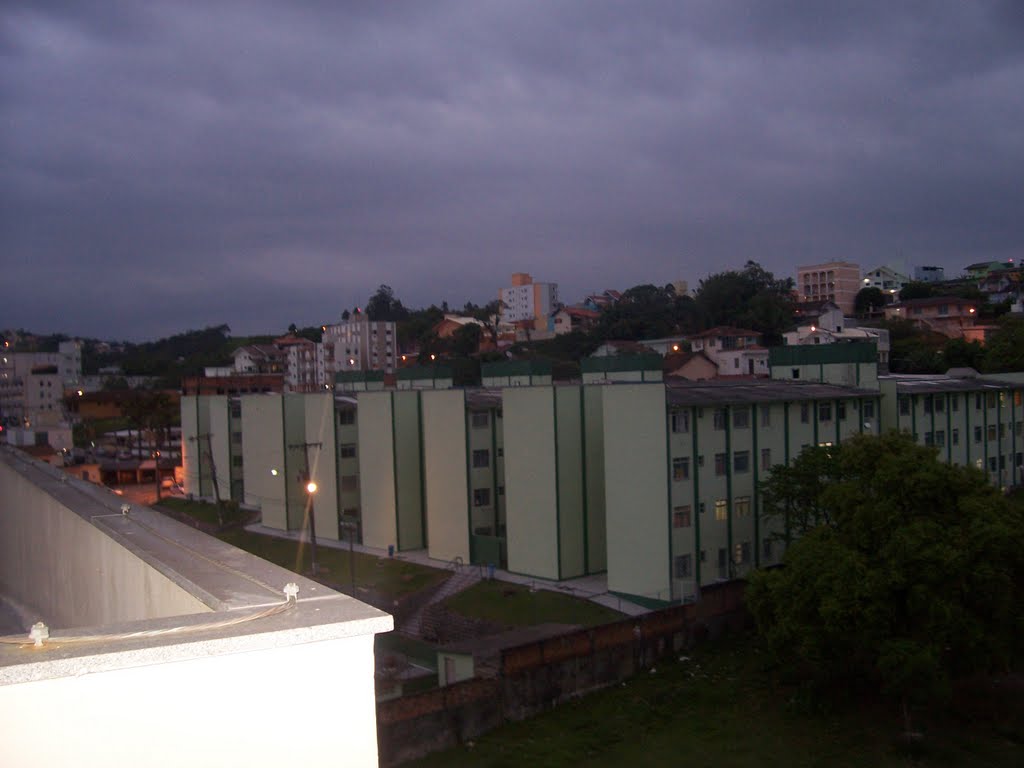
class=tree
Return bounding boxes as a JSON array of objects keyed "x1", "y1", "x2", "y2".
[
  {"x1": 694, "y1": 261, "x2": 794, "y2": 341},
  {"x1": 449, "y1": 323, "x2": 482, "y2": 358},
  {"x1": 898, "y1": 281, "x2": 934, "y2": 301},
  {"x1": 854, "y1": 286, "x2": 887, "y2": 317},
  {"x1": 365, "y1": 284, "x2": 409, "y2": 322},
  {"x1": 982, "y1": 319, "x2": 1024, "y2": 373},
  {"x1": 748, "y1": 433, "x2": 1024, "y2": 731}
]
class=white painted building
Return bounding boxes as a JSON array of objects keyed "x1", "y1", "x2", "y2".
[
  {"x1": 499, "y1": 273, "x2": 560, "y2": 328},
  {"x1": 323, "y1": 313, "x2": 398, "y2": 375}
]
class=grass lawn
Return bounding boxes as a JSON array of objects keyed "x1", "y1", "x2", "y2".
[
  {"x1": 444, "y1": 580, "x2": 622, "y2": 628},
  {"x1": 410, "y1": 634, "x2": 1023, "y2": 768},
  {"x1": 216, "y1": 528, "x2": 446, "y2": 600},
  {"x1": 158, "y1": 497, "x2": 247, "y2": 527}
]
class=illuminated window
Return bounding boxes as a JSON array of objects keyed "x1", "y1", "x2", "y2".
[
  {"x1": 672, "y1": 457, "x2": 690, "y2": 481},
  {"x1": 714, "y1": 499, "x2": 727, "y2": 521},
  {"x1": 734, "y1": 496, "x2": 751, "y2": 517}
]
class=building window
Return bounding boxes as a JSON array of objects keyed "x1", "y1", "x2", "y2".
[
  {"x1": 899, "y1": 396, "x2": 910, "y2": 416},
  {"x1": 951, "y1": 396, "x2": 959, "y2": 412},
  {"x1": 974, "y1": 426, "x2": 982, "y2": 443},
  {"x1": 715, "y1": 453, "x2": 727, "y2": 476},
  {"x1": 988, "y1": 425, "x2": 997, "y2": 442},
  {"x1": 733, "y1": 451, "x2": 749, "y2": 473},
  {"x1": 734, "y1": 496, "x2": 751, "y2": 517},
  {"x1": 792, "y1": 368, "x2": 800, "y2": 379},
  {"x1": 341, "y1": 475, "x2": 358, "y2": 492},
  {"x1": 733, "y1": 407, "x2": 750, "y2": 429},
  {"x1": 340, "y1": 443, "x2": 357, "y2": 459},
  {"x1": 975, "y1": 393, "x2": 983, "y2": 410},
  {"x1": 734, "y1": 542, "x2": 751, "y2": 565},
  {"x1": 471, "y1": 412, "x2": 489, "y2": 428},
  {"x1": 497, "y1": 485, "x2": 505, "y2": 496},
  {"x1": 800, "y1": 403, "x2": 810, "y2": 423},
  {"x1": 935, "y1": 430, "x2": 945, "y2": 447},
  {"x1": 952, "y1": 428, "x2": 959, "y2": 446},
  {"x1": 473, "y1": 488, "x2": 491, "y2": 507},
  {"x1": 671, "y1": 410, "x2": 690, "y2": 434},
  {"x1": 761, "y1": 448, "x2": 772, "y2": 471},
  {"x1": 935, "y1": 397, "x2": 945, "y2": 414},
  {"x1": 923, "y1": 395, "x2": 933, "y2": 414},
  {"x1": 924, "y1": 432, "x2": 934, "y2": 446},
  {"x1": 338, "y1": 410, "x2": 355, "y2": 426},
  {"x1": 713, "y1": 408, "x2": 728, "y2": 430},
  {"x1": 672, "y1": 505, "x2": 692, "y2": 528},
  {"x1": 714, "y1": 499, "x2": 728, "y2": 521},
  {"x1": 231, "y1": 455, "x2": 243, "y2": 467},
  {"x1": 818, "y1": 402, "x2": 832, "y2": 422},
  {"x1": 672, "y1": 457, "x2": 690, "y2": 481},
  {"x1": 472, "y1": 449, "x2": 490, "y2": 468},
  {"x1": 230, "y1": 403, "x2": 241, "y2": 419},
  {"x1": 231, "y1": 431, "x2": 242, "y2": 444},
  {"x1": 988, "y1": 457, "x2": 997, "y2": 473},
  {"x1": 1017, "y1": 422, "x2": 1023, "y2": 437},
  {"x1": 717, "y1": 548, "x2": 728, "y2": 579},
  {"x1": 987, "y1": 392, "x2": 997, "y2": 409},
  {"x1": 862, "y1": 400, "x2": 875, "y2": 419},
  {"x1": 674, "y1": 554, "x2": 692, "y2": 579},
  {"x1": 760, "y1": 407, "x2": 771, "y2": 427}
]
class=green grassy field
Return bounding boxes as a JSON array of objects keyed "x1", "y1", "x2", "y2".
[
  {"x1": 410, "y1": 634, "x2": 1023, "y2": 768},
  {"x1": 444, "y1": 580, "x2": 622, "y2": 628}
]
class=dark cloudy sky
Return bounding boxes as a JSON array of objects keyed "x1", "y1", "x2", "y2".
[{"x1": 3, "y1": 1, "x2": 1022, "y2": 340}]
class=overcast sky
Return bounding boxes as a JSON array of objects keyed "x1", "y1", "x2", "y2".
[{"x1": 2, "y1": 1, "x2": 1022, "y2": 340}]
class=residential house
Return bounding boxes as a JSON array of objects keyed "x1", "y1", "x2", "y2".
[
  {"x1": 684, "y1": 327, "x2": 769, "y2": 378},
  {"x1": 884, "y1": 296, "x2": 979, "y2": 338}
]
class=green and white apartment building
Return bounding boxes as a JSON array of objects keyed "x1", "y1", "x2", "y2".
[{"x1": 182, "y1": 349, "x2": 1024, "y2": 606}]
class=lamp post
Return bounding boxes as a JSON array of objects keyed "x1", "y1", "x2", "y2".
[
  {"x1": 301, "y1": 473, "x2": 319, "y2": 576},
  {"x1": 153, "y1": 450, "x2": 161, "y2": 502}
]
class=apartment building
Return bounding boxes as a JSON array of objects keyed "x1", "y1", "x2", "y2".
[
  {"x1": 862, "y1": 265, "x2": 909, "y2": 295},
  {"x1": 323, "y1": 313, "x2": 398, "y2": 374},
  {"x1": 499, "y1": 272, "x2": 559, "y2": 331},
  {"x1": 603, "y1": 380, "x2": 879, "y2": 603},
  {"x1": 796, "y1": 261, "x2": 861, "y2": 315},
  {"x1": 879, "y1": 372, "x2": 1024, "y2": 488},
  {"x1": 0, "y1": 340, "x2": 82, "y2": 426},
  {"x1": 883, "y1": 296, "x2": 978, "y2": 338},
  {"x1": 182, "y1": 357, "x2": 1024, "y2": 609},
  {"x1": 684, "y1": 327, "x2": 769, "y2": 378}
]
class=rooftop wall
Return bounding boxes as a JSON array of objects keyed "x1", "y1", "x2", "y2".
[{"x1": 0, "y1": 447, "x2": 391, "y2": 767}]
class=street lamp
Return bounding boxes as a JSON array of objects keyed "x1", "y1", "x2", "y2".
[
  {"x1": 300, "y1": 471, "x2": 319, "y2": 575},
  {"x1": 153, "y1": 450, "x2": 162, "y2": 501}
]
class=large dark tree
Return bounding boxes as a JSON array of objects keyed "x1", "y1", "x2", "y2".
[
  {"x1": 365, "y1": 284, "x2": 409, "y2": 322},
  {"x1": 854, "y1": 286, "x2": 887, "y2": 317},
  {"x1": 694, "y1": 261, "x2": 794, "y2": 343},
  {"x1": 750, "y1": 433, "x2": 1024, "y2": 731},
  {"x1": 983, "y1": 319, "x2": 1024, "y2": 373}
]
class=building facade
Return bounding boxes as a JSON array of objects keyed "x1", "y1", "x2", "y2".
[
  {"x1": 323, "y1": 314, "x2": 398, "y2": 375},
  {"x1": 499, "y1": 272, "x2": 560, "y2": 330},
  {"x1": 796, "y1": 261, "x2": 861, "y2": 315}
]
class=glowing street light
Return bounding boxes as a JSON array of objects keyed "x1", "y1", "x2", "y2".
[{"x1": 305, "y1": 480, "x2": 318, "y2": 495}]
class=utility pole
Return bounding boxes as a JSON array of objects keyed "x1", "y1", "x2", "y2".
[
  {"x1": 289, "y1": 441, "x2": 322, "y2": 576},
  {"x1": 190, "y1": 433, "x2": 223, "y2": 525}
]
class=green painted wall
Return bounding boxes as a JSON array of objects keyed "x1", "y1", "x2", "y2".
[
  {"x1": 582, "y1": 385, "x2": 607, "y2": 572},
  {"x1": 421, "y1": 389, "x2": 470, "y2": 562},
  {"x1": 556, "y1": 386, "x2": 586, "y2": 579},
  {"x1": 303, "y1": 393, "x2": 340, "y2": 541},
  {"x1": 282, "y1": 395, "x2": 309, "y2": 530},
  {"x1": 602, "y1": 384, "x2": 671, "y2": 601},
  {"x1": 358, "y1": 391, "x2": 398, "y2": 550},
  {"x1": 393, "y1": 390, "x2": 426, "y2": 550},
  {"x1": 180, "y1": 395, "x2": 206, "y2": 497},
  {"x1": 502, "y1": 387, "x2": 561, "y2": 580}
]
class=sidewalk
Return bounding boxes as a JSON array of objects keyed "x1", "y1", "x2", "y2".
[{"x1": 244, "y1": 523, "x2": 651, "y2": 617}]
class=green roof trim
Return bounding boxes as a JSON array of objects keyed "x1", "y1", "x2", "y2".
[
  {"x1": 769, "y1": 343, "x2": 877, "y2": 366},
  {"x1": 397, "y1": 366, "x2": 454, "y2": 381},
  {"x1": 334, "y1": 369, "x2": 386, "y2": 383},
  {"x1": 581, "y1": 353, "x2": 663, "y2": 374},
  {"x1": 481, "y1": 359, "x2": 553, "y2": 378}
]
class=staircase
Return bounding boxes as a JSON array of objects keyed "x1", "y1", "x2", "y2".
[{"x1": 399, "y1": 561, "x2": 481, "y2": 638}]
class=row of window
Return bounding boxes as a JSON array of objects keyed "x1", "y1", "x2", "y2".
[
  {"x1": 472, "y1": 486, "x2": 505, "y2": 506},
  {"x1": 899, "y1": 390, "x2": 1024, "y2": 416},
  {"x1": 671, "y1": 401, "x2": 872, "y2": 433},
  {"x1": 671, "y1": 496, "x2": 752, "y2": 528},
  {"x1": 672, "y1": 449, "x2": 772, "y2": 480},
  {"x1": 673, "y1": 539, "x2": 770, "y2": 579}
]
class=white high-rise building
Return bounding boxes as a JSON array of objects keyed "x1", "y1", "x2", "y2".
[
  {"x1": 322, "y1": 312, "x2": 398, "y2": 375},
  {"x1": 499, "y1": 273, "x2": 559, "y2": 329}
]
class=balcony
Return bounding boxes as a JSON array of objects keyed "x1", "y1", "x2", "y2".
[{"x1": 0, "y1": 446, "x2": 392, "y2": 767}]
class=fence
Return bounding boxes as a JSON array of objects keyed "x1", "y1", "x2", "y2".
[{"x1": 376, "y1": 580, "x2": 747, "y2": 766}]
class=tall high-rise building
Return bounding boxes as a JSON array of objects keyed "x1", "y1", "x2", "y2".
[{"x1": 499, "y1": 273, "x2": 559, "y2": 330}]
